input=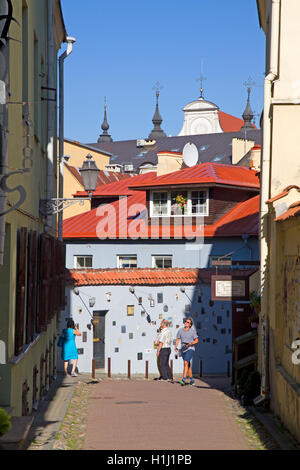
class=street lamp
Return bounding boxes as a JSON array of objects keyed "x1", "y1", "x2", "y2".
[
  {"x1": 39, "y1": 153, "x2": 100, "y2": 216},
  {"x1": 79, "y1": 154, "x2": 100, "y2": 196}
]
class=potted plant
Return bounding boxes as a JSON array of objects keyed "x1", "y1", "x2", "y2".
[
  {"x1": 249, "y1": 291, "x2": 261, "y2": 313},
  {"x1": 0, "y1": 408, "x2": 12, "y2": 437},
  {"x1": 249, "y1": 291, "x2": 261, "y2": 328},
  {"x1": 172, "y1": 194, "x2": 187, "y2": 215}
]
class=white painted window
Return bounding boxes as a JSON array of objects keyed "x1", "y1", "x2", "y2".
[
  {"x1": 191, "y1": 190, "x2": 208, "y2": 215},
  {"x1": 152, "y1": 255, "x2": 172, "y2": 268},
  {"x1": 117, "y1": 255, "x2": 137, "y2": 268},
  {"x1": 74, "y1": 255, "x2": 93, "y2": 269},
  {"x1": 152, "y1": 191, "x2": 168, "y2": 216},
  {"x1": 150, "y1": 189, "x2": 209, "y2": 217}
]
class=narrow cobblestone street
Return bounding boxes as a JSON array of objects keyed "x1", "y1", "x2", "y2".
[{"x1": 45, "y1": 375, "x2": 286, "y2": 451}]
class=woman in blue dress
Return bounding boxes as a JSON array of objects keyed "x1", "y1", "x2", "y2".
[{"x1": 61, "y1": 319, "x2": 81, "y2": 376}]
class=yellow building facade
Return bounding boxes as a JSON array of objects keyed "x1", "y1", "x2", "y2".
[
  {"x1": 257, "y1": 0, "x2": 300, "y2": 441},
  {"x1": 58, "y1": 138, "x2": 111, "y2": 219},
  {"x1": 0, "y1": 0, "x2": 66, "y2": 416}
]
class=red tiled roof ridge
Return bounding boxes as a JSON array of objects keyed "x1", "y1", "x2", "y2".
[
  {"x1": 274, "y1": 203, "x2": 300, "y2": 222},
  {"x1": 266, "y1": 185, "x2": 300, "y2": 204},
  {"x1": 128, "y1": 162, "x2": 259, "y2": 189},
  {"x1": 66, "y1": 267, "x2": 257, "y2": 286}
]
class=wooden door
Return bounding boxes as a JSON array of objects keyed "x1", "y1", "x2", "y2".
[{"x1": 93, "y1": 311, "x2": 107, "y2": 368}]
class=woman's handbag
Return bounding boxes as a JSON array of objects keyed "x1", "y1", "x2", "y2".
[
  {"x1": 181, "y1": 343, "x2": 189, "y2": 353},
  {"x1": 57, "y1": 335, "x2": 64, "y2": 347}
]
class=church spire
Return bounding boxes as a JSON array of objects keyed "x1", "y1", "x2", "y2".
[
  {"x1": 241, "y1": 87, "x2": 254, "y2": 130},
  {"x1": 98, "y1": 97, "x2": 113, "y2": 143},
  {"x1": 148, "y1": 83, "x2": 167, "y2": 140}
]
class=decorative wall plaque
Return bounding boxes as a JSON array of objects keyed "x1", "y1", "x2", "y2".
[
  {"x1": 211, "y1": 275, "x2": 248, "y2": 301},
  {"x1": 127, "y1": 305, "x2": 134, "y2": 316}
]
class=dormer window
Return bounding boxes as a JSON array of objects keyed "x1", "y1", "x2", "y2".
[
  {"x1": 150, "y1": 189, "x2": 209, "y2": 217},
  {"x1": 152, "y1": 192, "x2": 168, "y2": 216},
  {"x1": 191, "y1": 191, "x2": 208, "y2": 215}
]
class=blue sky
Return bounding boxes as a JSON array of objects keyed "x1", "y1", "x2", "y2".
[{"x1": 60, "y1": 0, "x2": 266, "y2": 144}]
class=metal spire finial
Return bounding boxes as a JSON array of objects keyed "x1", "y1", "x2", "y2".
[
  {"x1": 148, "y1": 82, "x2": 166, "y2": 140},
  {"x1": 241, "y1": 78, "x2": 255, "y2": 130},
  {"x1": 97, "y1": 97, "x2": 113, "y2": 143},
  {"x1": 196, "y1": 73, "x2": 207, "y2": 98}
]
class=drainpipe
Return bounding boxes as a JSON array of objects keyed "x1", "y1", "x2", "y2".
[
  {"x1": 58, "y1": 36, "x2": 76, "y2": 241},
  {"x1": 0, "y1": 0, "x2": 10, "y2": 265},
  {"x1": 257, "y1": 0, "x2": 280, "y2": 405},
  {"x1": 45, "y1": 0, "x2": 56, "y2": 233}
]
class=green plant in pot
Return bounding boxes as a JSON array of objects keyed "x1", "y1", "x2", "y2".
[
  {"x1": 249, "y1": 291, "x2": 261, "y2": 328},
  {"x1": 0, "y1": 407, "x2": 12, "y2": 437}
]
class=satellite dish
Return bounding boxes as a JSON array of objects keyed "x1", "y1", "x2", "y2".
[{"x1": 182, "y1": 142, "x2": 199, "y2": 167}]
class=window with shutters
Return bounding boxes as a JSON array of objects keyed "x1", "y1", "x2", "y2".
[
  {"x1": 15, "y1": 228, "x2": 28, "y2": 356},
  {"x1": 14, "y1": 230, "x2": 66, "y2": 355}
]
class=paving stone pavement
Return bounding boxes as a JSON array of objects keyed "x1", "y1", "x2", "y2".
[
  {"x1": 80, "y1": 377, "x2": 277, "y2": 450},
  {"x1": 26, "y1": 374, "x2": 300, "y2": 451}
]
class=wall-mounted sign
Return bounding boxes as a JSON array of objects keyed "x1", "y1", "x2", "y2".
[{"x1": 211, "y1": 275, "x2": 249, "y2": 301}]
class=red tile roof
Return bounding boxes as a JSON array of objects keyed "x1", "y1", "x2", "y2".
[
  {"x1": 266, "y1": 185, "x2": 300, "y2": 204},
  {"x1": 274, "y1": 200, "x2": 300, "y2": 222},
  {"x1": 205, "y1": 195, "x2": 259, "y2": 237},
  {"x1": 74, "y1": 171, "x2": 157, "y2": 197},
  {"x1": 65, "y1": 163, "x2": 131, "y2": 188},
  {"x1": 218, "y1": 111, "x2": 257, "y2": 132},
  {"x1": 63, "y1": 192, "x2": 259, "y2": 239},
  {"x1": 129, "y1": 162, "x2": 260, "y2": 190},
  {"x1": 66, "y1": 267, "x2": 256, "y2": 286}
]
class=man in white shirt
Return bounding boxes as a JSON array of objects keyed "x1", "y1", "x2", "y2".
[{"x1": 156, "y1": 319, "x2": 173, "y2": 382}]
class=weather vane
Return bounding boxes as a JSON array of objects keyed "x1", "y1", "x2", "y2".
[
  {"x1": 196, "y1": 72, "x2": 206, "y2": 98},
  {"x1": 153, "y1": 81, "x2": 163, "y2": 99},
  {"x1": 244, "y1": 76, "x2": 256, "y2": 93}
]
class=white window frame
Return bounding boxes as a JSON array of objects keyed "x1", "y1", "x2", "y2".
[
  {"x1": 150, "y1": 189, "x2": 209, "y2": 217},
  {"x1": 74, "y1": 255, "x2": 93, "y2": 269},
  {"x1": 117, "y1": 255, "x2": 137, "y2": 268},
  {"x1": 152, "y1": 255, "x2": 173, "y2": 268}
]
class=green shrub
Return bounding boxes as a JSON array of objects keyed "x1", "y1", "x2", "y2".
[
  {"x1": 243, "y1": 371, "x2": 261, "y2": 399},
  {"x1": 237, "y1": 369, "x2": 249, "y2": 389},
  {"x1": 0, "y1": 407, "x2": 12, "y2": 436}
]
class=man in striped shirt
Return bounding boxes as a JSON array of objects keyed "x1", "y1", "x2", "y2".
[{"x1": 156, "y1": 319, "x2": 173, "y2": 382}]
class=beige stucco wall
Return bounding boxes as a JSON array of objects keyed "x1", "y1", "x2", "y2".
[
  {"x1": 57, "y1": 140, "x2": 110, "y2": 219},
  {"x1": 61, "y1": 140, "x2": 110, "y2": 169},
  {"x1": 257, "y1": 0, "x2": 300, "y2": 441},
  {"x1": 157, "y1": 152, "x2": 183, "y2": 176},
  {"x1": 231, "y1": 138, "x2": 255, "y2": 165},
  {"x1": 269, "y1": 218, "x2": 300, "y2": 442},
  {"x1": 0, "y1": 0, "x2": 65, "y2": 416},
  {"x1": 271, "y1": 105, "x2": 300, "y2": 195},
  {"x1": 62, "y1": 166, "x2": 91, "y2": 219}
]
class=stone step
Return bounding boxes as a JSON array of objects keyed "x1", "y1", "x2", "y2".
[{"x1": 0, "y1": 416, "x2": 34, "y2": 450}]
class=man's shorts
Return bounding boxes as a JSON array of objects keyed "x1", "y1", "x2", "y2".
[{"x1": 181, "y1": 349, "x2": 195, "y2": 363}]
